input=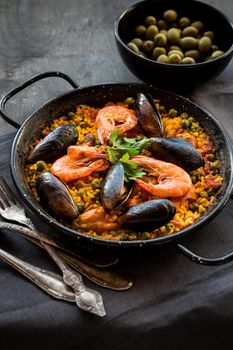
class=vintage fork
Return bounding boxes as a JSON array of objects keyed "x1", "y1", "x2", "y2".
[{"x1": 0, "y1": 176, "x2": 106, "y2": 316}]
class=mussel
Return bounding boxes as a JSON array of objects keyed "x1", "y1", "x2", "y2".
[
  {"x1": 135, "y1": 93, "x2": 164, "y2": 137},
  {"x1": 150, "y1": 137, "x2": 204, "y2": 171},
  {"x1": 28, "y1": 124, "x2": 78, "y2": 163},
  {"x1": 100, "y1": 162, "x2": 133, "y2": 211},
  {"x1": 119, "y1": 199, "x2": 176, "y2": 232},
  {"x1": 36, "y1": 172, "x2": 78, "y2": 220}
]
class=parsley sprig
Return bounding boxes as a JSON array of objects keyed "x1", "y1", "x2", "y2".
[{"x1": 106, "y1": 130, "x2": 151, "y2": 181}]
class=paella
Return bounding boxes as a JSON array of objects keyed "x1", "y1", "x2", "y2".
[{"x1": 25, "y1": 93, "x2": 223, "y2": 241}]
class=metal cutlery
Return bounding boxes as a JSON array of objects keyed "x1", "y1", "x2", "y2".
[
  {"x1": 0, "y1": 176, "x2": 106, "y2": 316},
  {"x1": 0, "y1": 246, "x2": 75, "y2": 302}
]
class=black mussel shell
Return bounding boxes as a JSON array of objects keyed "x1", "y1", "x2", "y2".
[
  {"x1": 119, "y1": 199, "x2": 176, "y2": 232},
  {"x1": 135, "y1": 93, "x2": 164, "y2": 137},
  {"x1": 150, "y1": 137, "x2": 204, "y2": 171},
  {"x1": 100, "y1": 162, "x2": 133, "y2": 211},
  {"x1": 28, "y1": 124, "x2": 78, "y2": 163},
  {"x1": 36, "y1": 172, "x2": 78, "y2": 220}
]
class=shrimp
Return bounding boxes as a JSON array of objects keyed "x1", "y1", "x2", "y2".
[
  {"x1": 95, "y1": 105, "x2": 138, "y2": 144},
  {"x1": 78, "y1": 206, "x2": 120, "y2": 232},
  {"x1": 67, "y1": 145, "x2": 107, "y2": 160},
  {"x1": 131, "y1": 155, "x2": 192, "y2": 197},
  {"x1": 50, "y1": 156, "x2": 108, "y2": 182}
]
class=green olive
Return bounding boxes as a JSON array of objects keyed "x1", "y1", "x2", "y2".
[
  {"x1": 182, "y1": 26, "x2": 199, "y2": 38},
  {"x1": 139, "y1": 51, "x2": 148, "y2": 58},
  {"x1": 153, "y1": 47, "x2": 166, "y2": 59},
  {"x1": 204, "y1": 31, "x2": 215, "y2": 41},
  {"x1": 157, "y1": 54, "x2": 169, "y2": 63},
  {"x1": 167, "y1": 28, "x2": 181, "y2": 44},
  {"x1": 163, "y1": 9, "x2": 178, "y2": 23},
  {"x1": 131, "y1": 38, "x2": 143, "y2": 49},
  {"x1": 184, "y1": 49, "x2": 200, "y2": 60},
  {"x1": 160, "y1": 29, "x2": 168, "y2": 36},
  {"x1": 135, "y1": 25, "x2": 147, "y2": 36},
  {"x1": 142, "y1": 40, "x2": 154, "y2": 53},
  {"x1": 168, "y1": 50, "x2": 184, "y2": 58},
  {"x1": 180, "y1": 37, "x2": 198, "y2": 50},
  {"x1": 127, "y1": 42, "x2": 140, "y2": 54},
  {"x1": 181, "y1": 57, "x2": 195, "y2": 64},
  {"x1": 168, "y1": 53, "x2": 182, "y2": 64},
  {"x1": 169, "y1": 45, "x2": 182, "y2": 52},
  {"x1": 157, "y1": 19, "x2": 168, "y2": 29},
  {"x1": 211, "y1": 50, "x2": 224, "y2": 59},
  {"x1": 154, "y1": 33, "x2": 167, "y2": 46},
  {"x1": 211, "y1": 44, "x2": 219, "y2": 52},
  {"x1": 179, "y1": 17, "x2": 191, "y2": 28},
  {"x1": 198, "y1": 36, "x2": 212, "y2": 53},
  {"x1": 192, "y1": 21, "x2": 204, "y2": 32},
  {"x1": 146, "y1": 25, "x2": 159, "y2": 39},
  {"x1": 145, "y1": 15, "x2": 157, "y2": 26}
]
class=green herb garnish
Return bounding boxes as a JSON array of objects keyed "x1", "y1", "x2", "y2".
[{"x1": 106, "y1": 130, "x2": 151, "y2": 181}]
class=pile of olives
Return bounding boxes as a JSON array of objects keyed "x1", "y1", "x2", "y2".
[{"x1": 126, "y1": 9, "x2": 224, "y2": 64}]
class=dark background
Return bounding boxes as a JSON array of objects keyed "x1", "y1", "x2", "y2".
[{"x1": 0, "y1": 1, "x2": 233, "y2": 349}]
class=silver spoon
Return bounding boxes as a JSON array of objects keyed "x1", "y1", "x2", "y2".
[{"x1": 0, "y1": 246, "x2": 75, "y2": 302}]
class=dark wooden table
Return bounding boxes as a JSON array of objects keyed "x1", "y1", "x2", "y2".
[{"x1": 0, "y1": 1, "x2": 233, "y2": 349}]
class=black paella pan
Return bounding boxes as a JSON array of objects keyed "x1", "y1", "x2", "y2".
[{"x1": 0, "y1": 71, "x2": 233, "y2": 265}]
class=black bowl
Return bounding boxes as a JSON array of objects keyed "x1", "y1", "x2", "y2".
[{"x1": 114, "y1": 0, "x2": 233, "y2": 90}]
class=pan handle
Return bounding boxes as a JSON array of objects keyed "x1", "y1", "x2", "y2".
[
  {"x1": 175, "y1": 191, "x2": 233, "y2": 265},
  {"x1": 0, "y1": 71, "x2": 79, "y2": 129},
  {"x1": 175, "y1": 242, "x2": 233, "y2": 266}
]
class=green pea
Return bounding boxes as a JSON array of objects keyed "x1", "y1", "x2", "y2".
[
  {"x1": 182, "y1": 119, "x2": 191, "y2": 129},
  {"x1": 168, "y1": 108, "x2": 178, "y2": 117},
  {"x1": 67, "y1": 111, "x2": 75, "y2": 120},
  {"x1": 124, "y1": 97, "x2": 135, "y2": 106},
  {"x1": 188, "y1": 116, "x2": 195, "y2": 123},
  {"x1": 79, "y1": 121, "x2": 87, "y2": 128},
  {"x1": 211, "y1": 45, "x2": 219, "y2": 52},
  {"x1": 169, "y1": 45, "x2": 182, "y2": 52},
  {"x1": 181, "y1": 112, "x2": 189, "y2": 119},
  {"x1": 210, "y1": 161, "x2": 219, "y2": 170},
  {"x1": 191, "y1": 175, "x2": 197, "y2": 184},
  {"x1": 207, "y1": 188, "x2": 215, "y2": 196},
  {"x1": 36, "y1": 160, "x2": 48, "y2": 172},
  {"x1": 200, "y1": 191, "x2": 208, "y2": 198},
  {"x1": 145, "y1": 15, "x2": 157, "y2": 26},
  {"x1": 159, "y1": 105, "x2": 165, "y2": 112},
  {"x1": 207, "y1": 153, "x2": 216, "y2": 161},
  {"x1": 191, "y1": 122, "x2": 200, "y2": 131}
]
